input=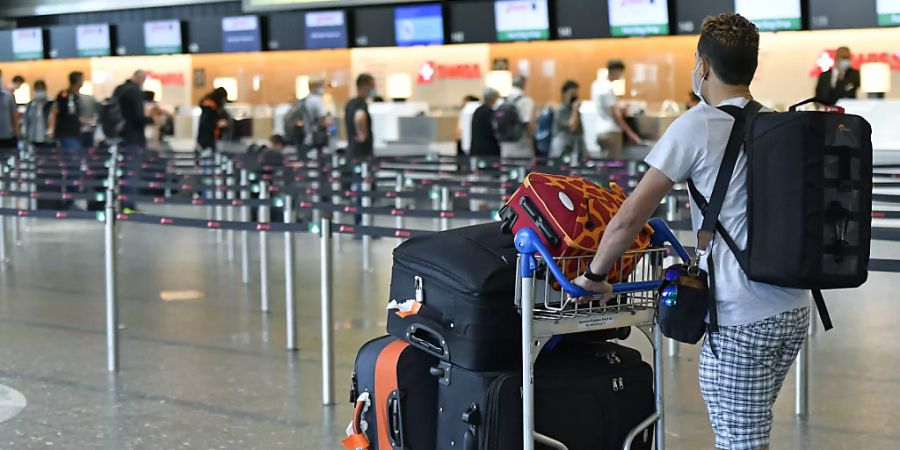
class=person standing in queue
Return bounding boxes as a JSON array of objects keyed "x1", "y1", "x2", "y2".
[
  {"x1": 815, "y1": 46, "x2": 860, "y2": 106},
  {"x1": 301, "y1": 78, "x2": 330, "y2": 155},
  {"x1": 592, "y1": 60, "x2": 641, "y2": 160},
  {"x1": 572, "y1": 14, "x2": 810, "y2": 450},
  {"x1": 114, "y1": 70, "x2": 152, "y2": 149},
  {"x1": 23, "y1": 80, "x2": 52, "y2": 148},
  {"x1": 550, "y1": 80, "x2": 584, "y2": 161},
  {"x1": 48, "y1": 71, "x2": 86, "y2": 153},
  {"x1": 498, "y1": 75, "x2": 535, "y2": 159},
  {"x1": 0, "y1": 70, "x2": 18, "y2": 154},
  {"x1": 469, "y1": 87, "x2": 501, "y2": 158},
  {"x1": 197, "y1": 87, "x2": 230, "y2": 152},
  {"x1": 345, "y1": 74, "x2": 375, "y2": 159}
]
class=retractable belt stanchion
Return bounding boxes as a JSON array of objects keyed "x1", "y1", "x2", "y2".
[
  {"x1": 395, "y1": 173, "x2": 404, "y2": 230},
  {"x1": 105, "y1": 145, "x2": 120, "y2": 372},
  {"x1": 10, "y1": 158, "x2": 18, "y2": 244},
  {"x1": 330, "y1": 153, "x2": 342, "y2": 251},
  {"x1": 225, "y1": 160, "x2": 235, "y2": 261},
  {"x1": 284, "y1": 195, "x2": 298, "y2": 351},
  {"x1": 665, "y1": 195, "x2": 680, "y2": 358},
  {"x1": 214, "y1": 153, "x2": 224, "y2": 243},
  {"x1": 440, "y1": 186, "x2": 450, "y2": 231},
  {"x1": 205, "y1": 151, "x2": 214, "y2": 221},
  {"x1": 240, "y1": 170, "x2": 250, "y2": 284},
  {"x1": 796, "y1": 335, "x2": 809, "y2": 417},
  {"x1": 0, "y1": 163, "x2": 6, "y2": 265},
  {"x1": 361, "y1": 162, "x2": 372, "y2": 273},
  {"x1": 259, "y1": 180, "x2": 270, "y2": 313},
  {"x1": 320, "y1": 216, "x2": 335, "y2": 405}
]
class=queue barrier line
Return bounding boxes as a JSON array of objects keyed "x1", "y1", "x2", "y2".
[{"x1": 296, "y1": 201, "x2": 496, "y2": 220}]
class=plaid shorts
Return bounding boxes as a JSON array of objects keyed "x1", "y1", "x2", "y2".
[{"x1": 699, "y1": 307, "x2": 810, "y2": 450}]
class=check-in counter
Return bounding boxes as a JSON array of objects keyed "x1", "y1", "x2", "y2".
[{"x1": 838, "y1": 99, "x2": 900, "y2": 164}]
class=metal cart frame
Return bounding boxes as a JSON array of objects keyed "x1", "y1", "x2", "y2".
[{"x1": 515, "y1": 218, "x2": 691, "y2": 450}]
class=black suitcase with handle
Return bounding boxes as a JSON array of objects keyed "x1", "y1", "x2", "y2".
[{"x1": 433, "y1": 341, "x2": 655, "y2": 450}]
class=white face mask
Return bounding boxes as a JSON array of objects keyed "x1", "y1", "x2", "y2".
[
  {"x1": 838, "y1": 59, "x2": 851, "y2": 71},
  {"x1": 691, "y1": 59, "x2": 707, "y2": 105}
]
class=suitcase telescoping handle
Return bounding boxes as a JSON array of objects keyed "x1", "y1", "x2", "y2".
[{"x1": 515, "y1": 218, "x2": 690, "y2": 299}]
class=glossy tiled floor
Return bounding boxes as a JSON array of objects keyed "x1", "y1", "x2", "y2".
[{"x1": 0, "y1": 207, "x2": 898, "y2": 450}]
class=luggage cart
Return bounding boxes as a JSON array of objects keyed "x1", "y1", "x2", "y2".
[{"x1": 515, "y1": 218, "x2": 690, "y2": 450}]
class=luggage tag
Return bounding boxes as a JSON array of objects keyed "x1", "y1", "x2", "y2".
[
  {"x1": 341, "y1": 392, "x2": 371, "y2": 450},
  {"x1": 387, "y1": 276, "x2": 424, "y2": 318}
]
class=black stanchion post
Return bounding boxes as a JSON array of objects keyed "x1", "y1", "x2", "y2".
[
  {"x1": 10, "y1": 156, "x2": 19, "y2": 243},
  {"x1": 320, "y1": 216, "x2": 335, "y2": 405},
  {"x1": 0, "y1": 162, "x2": 6, "y2": 265},
  {"x1": 284, "y1": 194, "x2": 297, "y2": 350},
  {"x1": 205, "y1": 150, "x2": 214, "y2": 221},
  {"x1": 104, "y1": 144, "x2": 119, "y2": 372},
  {"x1": 361, "y1": 162, "x2": 371, "y2": 272},
  {"x1": 331, "y1": 153, "x2": 342, "y2": 251},
  {"x1": 240, "y1": 169, "x2": 250, "y2": 284},
  {"x1": 214, "y1": 152, "x2": 224, "y2": 243},
  {"x1": 259, "y1": 180, "x2": 270, "y2": 313}
]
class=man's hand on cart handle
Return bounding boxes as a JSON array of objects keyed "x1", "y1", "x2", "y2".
[{"x1": 569, "y1": 275, "x2": 614, "y2": 304}]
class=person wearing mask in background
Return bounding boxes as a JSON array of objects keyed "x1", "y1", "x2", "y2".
[
  {"x1": 572, "y1": 14, "x2": 809, "y2": 450},
  {"x1": 11, "y1": 75, "x2": 25, "y2": 105},
  {"x1": 23, "y1": 80, "x2": 52, "y2": 148},
  {"x1": 499, "y1": 75, "x2": 535, "y2": 158},
  {"x1": 79, "y1": 89, "x2": 98, "y2": 150},
  {"x1": 345, "y1": 73, "x2": 375, "y2": 159},
  {"x1": 469, "y1": 87, "x2": 501, "y2": 158},
  {"x1": 197, "y1": 87, "x2": 230, "y2": 152},
  {"x1": 0, "y1": 70, "x2": 17, "y2": 153},
  {"x1": 48, "y1": 71, "x2": 86, "y2": 152},
  {"x1": 815, "y1": 46, "x2": 860, "y2": 106},
  {"x1": 551, "y1": 80, "x2": 584, "y2": 161},
  {"x1": 593, "y1": 60, "x2": 641, "y2": 161},
  {"x1": 114, "y1": 70, "x2": 152, "y2": 149}
]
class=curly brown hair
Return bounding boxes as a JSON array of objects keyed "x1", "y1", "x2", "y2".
[{"x1": 698, "y1": 13, "x2": 760, "y2": 85}]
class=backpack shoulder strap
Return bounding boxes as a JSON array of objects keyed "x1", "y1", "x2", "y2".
[{"x1": 688, "y1": 99, "x2": 762, "y2": 332}]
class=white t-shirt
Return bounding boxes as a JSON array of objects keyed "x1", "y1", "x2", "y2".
[
  {"x1": 645, "y1": 96, "x2": 810, "y2": 326},
  {"x1": 591, "y1": 79, "x2": 621, "y2": 134}
]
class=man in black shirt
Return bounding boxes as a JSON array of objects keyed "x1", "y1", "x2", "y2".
[
  {"x1": 470, "y1": 87, "x2": 501, "y2": 157},
  {"x1": 345, "y1": 74, "x2": 375, "y2": 159},
  {"x1": 815, "y1": 46, "x2": 860, "y2": 106},
  {"x1": 48, "y1": 71, "x2": 86, "y2": 152},
  {"x1": 114, "y1": 70, "x2": 153, "y2": 149}
]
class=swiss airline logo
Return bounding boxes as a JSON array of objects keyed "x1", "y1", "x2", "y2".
[
  {"x1": 417, "y1": 61, "x2": 482, "y2": 84},
  {"x1": 809, "y1": 49, "x2": 900, "y2": 77}
]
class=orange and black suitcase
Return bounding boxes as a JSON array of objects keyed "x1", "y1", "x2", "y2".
[
  {"x1": 343, "y1": 336, "x2": 438, "y2": 450},
  {"x1": 499, "y1": 173, "x2": 653, "y2": 285}
]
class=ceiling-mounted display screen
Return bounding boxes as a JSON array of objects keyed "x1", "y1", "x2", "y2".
[
  {"x1": 810, "y1": 0, "x2": 878, "y2": 29},
  {"x1": 494, "y1": 0, "x2": 550, "y2": 42},
  {"x1": 878, "y1": 0, "x2": 900, "y2": 26},
  {"x1": 734, "y1": 0, "x2": 801, "y2": 31},
  {"x1": 675, "y1": 0, "x2": 734, "y2": 34},
  {"x1": 76, "y1": 24, "x2": 111, "y2": 57},
  {"x1": 394, "y1": 4, "x2": 444, "y2": 47},
  {"x1": 244, "y1": 0, "x2": 418, "y2": 11},
  {"x1": 305, "y1": 10, "x2": 348, "y2": 49},
  {"x1": 11, "y1": 28, "x2": 44, "y2": 61},
  {"x1": 607, "y1": 0, "x2": 669, "y2": 37},
  {"x1": 144, "y1": 20, "x2": 183, "y2": 55},
  {"x1": 222, "y1": 15, "x2": 262, "y2": 52}
]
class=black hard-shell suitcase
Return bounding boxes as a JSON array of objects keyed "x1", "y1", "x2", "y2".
[
  {"x1": 434, "y1": 342, "x2": 655, "y2": 450},
  {"x1": 387, "y1": 223, "x2": 521, "y2": 372},
  {"x1": 345, "y1": 336, "x2": 439, "y2": 450}
]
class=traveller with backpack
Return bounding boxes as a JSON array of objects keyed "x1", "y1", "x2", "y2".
[
  {"x1": 550, "y1": 80, "x2": 584, "y2": 161},
  {"x1": 469, "y1": 87, "x2": 500, "y2": 157},
  {"x1": 496, "y1": 75, "x2": 535, "y2": 159},
  {"x1": 113, "y1": 70, "x2": 153, "y2": 149},
  {"x1": 197, "y1": 87, "x2": 230, "y2": 151},
  {"x1": 48, "y1": 71, "x2": 86, "y2": 152},
  {"x1": 284, "y1": 78, "x2": 330, "y2": 153},
  {"x1": 570, "y1": 13, "x2": 871, "y2": 450}
]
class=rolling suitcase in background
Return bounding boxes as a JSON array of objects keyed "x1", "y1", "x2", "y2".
[
  {"x1": 433, "y1": 341, "x2": 655, "y2": 450},
  {"x1": 387, "y1": 222, "x2": 522, "y2": 372},
  {"x1": 344, "y1": 336, "x2": 438, "y2": 450},
  {"x1": 499, "y1": 173, "x2": 653, "y2": 285}
]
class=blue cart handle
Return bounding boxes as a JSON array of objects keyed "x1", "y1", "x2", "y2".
[{"x1": 515, "y1": 219, "x2": 687, "y2": 299}]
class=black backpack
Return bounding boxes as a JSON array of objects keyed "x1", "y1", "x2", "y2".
[
  {"x1": 283, "y1": 99, "x2": 305, "y2": 146},
  {"x1": 99, "y1": 94, "x2": 125, "y2": 138},
  {"x1": 693, "y1": 98, "x2": 872, "y2": 332},
  {"x1": 495, "y1": 96, "x2": 525, "y2": 143}
]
